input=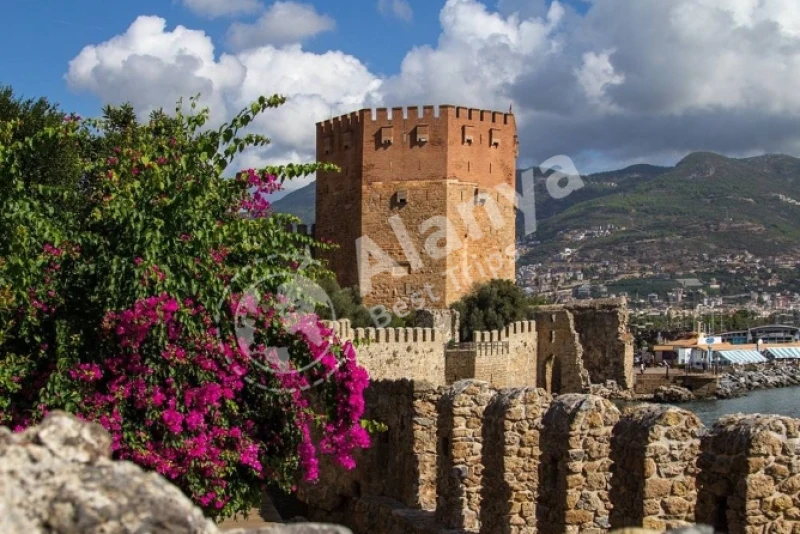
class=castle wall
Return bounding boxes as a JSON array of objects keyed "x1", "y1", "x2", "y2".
[
  {"x1": 294, "y1": 381, "x2": 800, "y2": 534},
  {"x1": 325, "y1": 320, "x2": 447, "y2": 386},
  {"x1": 564, "y1": 299, "x2": 635, "y2": 390},
  {"x1": 538, "y1": 395, "x2": 620, "y2": 534},
  {"x1": 435, "y1": 381, "x2": 494, "y2": 530},
  {"x1": 481, "y1": 387, "x2": 551, "y2": 534},
  {"x1": 610, "y1": 405, "x2": 703, "y2": 531},
  {"x1": 443, "y1": 321, "x2": 537, "y2": 389},
  {"x1": 696, "y1": 414, "x2": 800, "y2": 534},
  {"x1": 531, "y1": 309, "x2": 590, "y2": 394}
]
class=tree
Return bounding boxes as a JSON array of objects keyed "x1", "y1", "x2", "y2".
[
  {"x1": 450, "y1": 279, "x2": 537, "y2": 342},
  {"x1": 315, "y1": 276, "x2": 374, "y2": 328},
  {"x1": 0, "y1": 95, "x2": 371, "y2": 519}
]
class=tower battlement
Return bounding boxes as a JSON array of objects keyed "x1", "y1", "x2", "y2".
[{"x1": 316, "y1": 105, "x2": 514, "y2": 134}]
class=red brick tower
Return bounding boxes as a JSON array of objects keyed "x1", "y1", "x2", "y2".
[{"x1": 315, "y1": 105, "x2": 518, "y2": 310}]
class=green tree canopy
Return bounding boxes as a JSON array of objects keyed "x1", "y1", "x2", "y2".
[{"x1": 450, "y1": 279, "x2": 539, "y2": 341}]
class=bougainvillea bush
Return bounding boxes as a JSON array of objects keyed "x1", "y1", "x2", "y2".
[{"x1": 0, "y1": 95, "x2": 370, "y2": 518}]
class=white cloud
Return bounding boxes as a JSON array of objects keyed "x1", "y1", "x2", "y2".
[
  {"x1": 66, "y1": 15, "x2": 379, "y2": 193},
  {"x1": 227, "y1": 2, "x2": 335, "y2": 50},
  {"x1": 574, "y1": 50, "x2": 625, "y2": 112},
  {"x1": 375, "y1": 0, "x2": 565, "y2": 111},
  {"x1": 181, "y1": 0, "x2": 262, "y2": 18},
  {"x1": 377, "y1": 0, "x2": 413, "y2": 22},
  {"x1": 67, "y1": 0, "x2": 800, "y2": 180}
]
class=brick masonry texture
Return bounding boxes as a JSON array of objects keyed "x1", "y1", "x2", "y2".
[
  {"x1": 315, "y1": 105, "x2": 518, "y2": 309},
  {"x1": 293, "y1": 381, "x2": 800, "y2": 534}
]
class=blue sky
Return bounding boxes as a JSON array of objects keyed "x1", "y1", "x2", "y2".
[
  {"x1": 3, "y1": 0, "x2": 800, "y2": 182},
  {"x1": 2, "y1": 0, "x2": 449, "y2": 116}
]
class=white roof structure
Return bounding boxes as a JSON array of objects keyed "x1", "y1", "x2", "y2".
[
  {"x1": 766, "y1": 347, "x2": 800, "y2": 360},
  {"x1": 713, "y1": 350, "x2": 768, "y2": 365}
]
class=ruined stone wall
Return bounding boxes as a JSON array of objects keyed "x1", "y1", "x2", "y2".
[
  {"x1": 295, "y1": 380, "x2": 800, "y2": 534},
  {"x1": 531, "y1": 309, "x2": 590, "y2": 394},
  {"x1": 325, "y1": 319, "x2": 447, "y2": 385},
  {"x1": 562, "y1": 299, "x2": 635, "y2": 390}
]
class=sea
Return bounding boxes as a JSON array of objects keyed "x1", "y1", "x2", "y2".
[{"x1": 655, "y1": 386, "x2": 800, "y2": 427}]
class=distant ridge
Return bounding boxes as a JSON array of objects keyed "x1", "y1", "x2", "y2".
[{"x1": 269, "y1": 152, "x2": 800, "y2": 261}]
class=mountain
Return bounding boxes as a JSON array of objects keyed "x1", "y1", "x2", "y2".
[
  {"x1": 271, "y1": 182, "x2": 316, "y2": 224},
  {"x1": 271, "y1": 163, "x2": 670, "y2": 226},
  {"x1": 527, "y1": 152, "x2": 800, "y2": 262},
  {"x1": 269, "y1": 152, "x2": 800, "y2": 262}
]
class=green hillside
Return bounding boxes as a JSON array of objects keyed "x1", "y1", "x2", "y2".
[
  {"x1": 529, "y1": 152, "x2": 800, "y2": 260},
  {"x1": 270, "y1": 152, "x2": 800, "y2": 262}
]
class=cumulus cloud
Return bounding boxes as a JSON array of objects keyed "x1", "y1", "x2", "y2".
[
  {"x1": 376, "y1": 0, "x2": 800, "y2": 172},
  {"x1": 227, "y1": 2, "x2": 335, "y2": 50},
  {"x1": 181, "y1": 0, "x2": 262, "y2": 18},
  {"x1": 67, "y1": 0, "x2": 800, "y2": 181},
  {"x1": 66, "y1": 15, "x2": 380, "y2": 194},
  {"x1": 377, "y1": 0, "x2": 413, "y2": 22}
]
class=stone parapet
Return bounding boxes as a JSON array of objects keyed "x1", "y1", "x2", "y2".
[{"x1": 296, "y1": 382, "x2": 800, "y2": 534}]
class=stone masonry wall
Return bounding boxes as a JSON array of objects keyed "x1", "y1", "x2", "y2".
[
  {"x1": 538, "y1": 395, "x2": 620, "y2": 534},
  {"x1": 696, "y1": 414, "x2": 800, "y2": 534},
  {"x1": 325, "y1": 319, "x2": 447, "y2": 385},
  {"x1": 295, "y1": 380, "x2": 800, "y2": 534},
  {"x1": 531, "y1": 309, "x2": 590, "y2": 394},
  {"x1": 565, "y1": 298, "x2": 635, "y2": 390},
  {"x1": 472, "y1": 321, "x2": 538, "y2": 389},
  {"x1": 481, "y1": 387, "x2": 551, "y2": 534},
  {"x1": 610, "y1": 405, "x2": 703, "y2": 531}
]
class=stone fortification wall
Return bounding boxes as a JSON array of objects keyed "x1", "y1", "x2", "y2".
[
  {"x1": 530, "y1": 309, "x2": 590, "y2": 394},
  {"x1": 695, "y1": 414, "x2": 800, "y2": 534},
  {"x1": 296, "y1": 379, "x2": 800, "y2": 534},
  {"x1": 325, "y1": 319, "x2": 447, "y2": 385},
  {"x1": 533, "y1": 298, "x2": 634, "y2": 393},
  {"x1": 610, "y1": 405, "x2": 703, "y2": 531},
  {"x1": 325, "y1": 316, "x2": 536, "y2": 390},
  {"x1": 445, "y1": 321, "x2": 537, "y2": 389},
  {"x1": 565, "y1": 298, "x2": 635, "y2": 390}
]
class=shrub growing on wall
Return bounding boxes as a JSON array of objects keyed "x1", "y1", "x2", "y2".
[{"x1": 0, "y1": 95, "x2": 370, "y2": 519}]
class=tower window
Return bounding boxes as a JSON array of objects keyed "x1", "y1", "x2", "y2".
[
  {"x1": 396, "y1": 190, "x2": 408, "y2": 206},
  {"x1": 490, "y1": 128, "x2": 501, "y2": 147},
  {"x1": 415, "y1": 124, "x2": 429, "y2": 145},
  {"x1": 343, "y1": 131, "x2": 353, "y2": 149},
  {"x1": 322, "y1": 136, "x2": 332, "y2": 154},
  {"x1": 380, "y1": 126, "x2": 393, "y2": 146},
  {"x1": 463, "y1": 125, "x2": 474, "y2": 145}
]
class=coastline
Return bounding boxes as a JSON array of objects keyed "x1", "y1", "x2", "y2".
[{"x1": 622, "y1": 361, "x2": 800, "y2": 404}]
